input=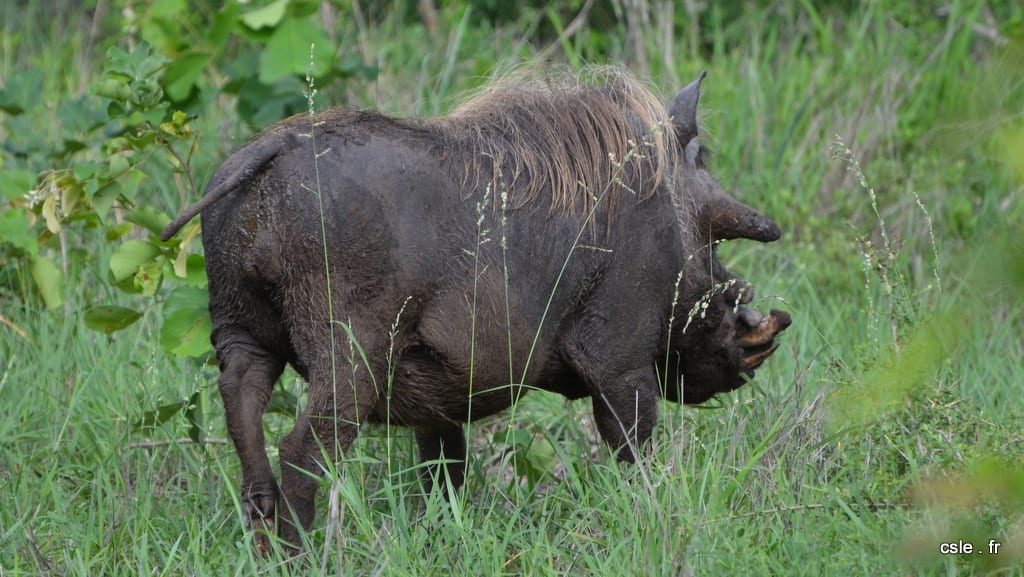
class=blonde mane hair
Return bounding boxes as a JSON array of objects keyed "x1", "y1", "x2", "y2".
[{"x1": 436, "y1": 66, "x2": 680, "y2": 218}]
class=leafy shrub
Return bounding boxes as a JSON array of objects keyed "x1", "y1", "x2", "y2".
[{"x1": 0, "y1": 0, "x2": 377, "y2": 355}]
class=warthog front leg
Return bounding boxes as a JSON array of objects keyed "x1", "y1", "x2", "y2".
[
  {"x1": 589, "y1": 367, "x2": 660, "y2": 463},
  {"x1": 415, "y1": 427, "x2": 467, "y2": 496},
  {"x1": 562, "y1": 319, "x2": 661, "y2": 461}
]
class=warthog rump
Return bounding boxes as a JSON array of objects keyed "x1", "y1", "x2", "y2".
[{"x1": 161, "y1": 68, "x2": 791, "y2": 551}]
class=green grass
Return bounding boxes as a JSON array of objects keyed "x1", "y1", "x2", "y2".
[{"x1": 3, "y1": 1, "x2": 1024, "y2": 575}]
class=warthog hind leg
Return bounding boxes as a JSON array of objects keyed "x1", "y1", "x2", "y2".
[{"x1": 214, "y1": 331, "x2": 285, "y2": 555}]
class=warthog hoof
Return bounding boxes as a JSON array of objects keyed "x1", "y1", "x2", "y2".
[{"x1": 243, "y1": 494, "x2": 277, "y2": 556}]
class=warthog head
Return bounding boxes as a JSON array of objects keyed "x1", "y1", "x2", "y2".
[{"x1": 660, "y1": 72, "x2": 791, "y2": 404}]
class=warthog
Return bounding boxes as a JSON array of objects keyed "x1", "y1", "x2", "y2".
[{"x1": 161, "y1": 68, "x2": 791, "y2": 550}]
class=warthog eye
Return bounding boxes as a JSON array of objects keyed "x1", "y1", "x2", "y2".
[
  {"x1": 684, "y1": 139, "x2": 712, "y2": 169},
  {"x1": 697, "y1": 144, "x2": 712, "y2": 167}
]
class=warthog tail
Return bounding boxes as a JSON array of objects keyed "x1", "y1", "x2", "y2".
[{"x1": 160, "y1": 131, "x2": 295, "y2": 242}]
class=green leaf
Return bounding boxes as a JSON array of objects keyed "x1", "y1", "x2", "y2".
[
  {"x1": 160, "y1": 307, "x2": 211, "y2": 357},
  {"x1": 29, "y1": 255, "x2": 64, "y2": 309},
  {"x1": 288, "y1": 0, "x2": 320, "y2": 18},
  {"x1": 184, "y1": 391, "x2": 203, "y2": 444},
  {"x1": 59, "y1": 177, "x2": 85, "y2": 219},
  {"x1": 258, "y1": 18, "x2": 333, "y2": 83},
  {"x1": 163, "y1": 285, "x2": 208, "y2": 316},
  {"x1": 524, "y1": 436, "x2": 557, "y2": 478},
  {"x1": 114, "y1": 274, "x2": 143, "y2": 295},
  {"x1": 61, "y1": 139, "x2": 88, "y2": 154},
  {"x1": 169, "y1": 217, "x2": 200, "y2": 256},
  {"x1": 169, "y1": 254, "x2": 208, "y2": 288},
  {"x1": 160, "y1": 286, "x2": 211, "y2": 357},
  {"x1": 495, "y1": 428, "x2": 532, "y2": 447},
  {"x1": 235, "y1": 75, "x2": 307, "y2": 127},
  {"x1": 41, "y1": 194, "x2": 61, "y2": 233},
  {"x1": 241, "y1": 0, "x2": 290, "y2": 30},
  {"x1": 104, "y1": 154, "x2": 130, "y2": 180},
  {"x1": 125, "y1": 206, "x2": 171, "y2": 236},
  {"x1": 132, "y1": 397, "x2": 190, "y2": 432},
  {"x1": 84, "y1": 305, "x2": 143, "y2": 333},
  {"x1": 73, "y1": 162, "x2": 100, "y2": 183},
  {"x1": 115, "y1": 169, "x2": 147, "y2": 204},
  {"x1": 170, "y1": 109, "x2": 188, "y2": 128},
  {"x1": 494, "y1": 428, "x2": 556, "y2": 486},
  {"x1": 164, "y1": 52, "x2": 212, "y2": 102},
  {"x1": 110, "y1": 240, "x2": 162, "y2": 282},
  {"x1": 94, "y1": 77, "x2": 133, "y2": 101},
  {"x1": 104, "y1": 44, "x2": 167, "y2": 83},
  {"x1": 0, "y1": 169, "x2": 37, "y2": 200},
  {"x1": 0, "y1": 69, "x2": 42, "y2": 115},
  {"x1": 0, "y1": 209, "x2": 38, "y2": 255},
  {"x1": 91, "y1": 181, "x2": 121, "y2": 221},
  {"x1": 130, "y1": 104, "x2": 171, "y2": 128},
  {"x1": 140, "y1": 16, "x2": 178, "y2": 53},
  {"x1": 106, "y1": 222, "x2": 134, "y2": 242},
  {"x1": 208, "y1": 3, "x2": 240, "y2": 47},
  {"x1": 149, "y1": 0, "x2": 186, "y2": 18},
  {"x1": 134, "y1": 260, "x2": 163, "y2": 297}
]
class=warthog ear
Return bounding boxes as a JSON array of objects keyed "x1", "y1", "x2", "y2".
[
  {"x1": 668, "y1": 70, "x2": 707, "y2": 144},
  {"x1": 707, "y1": 192, "x2": 782, "y2": 243}
]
